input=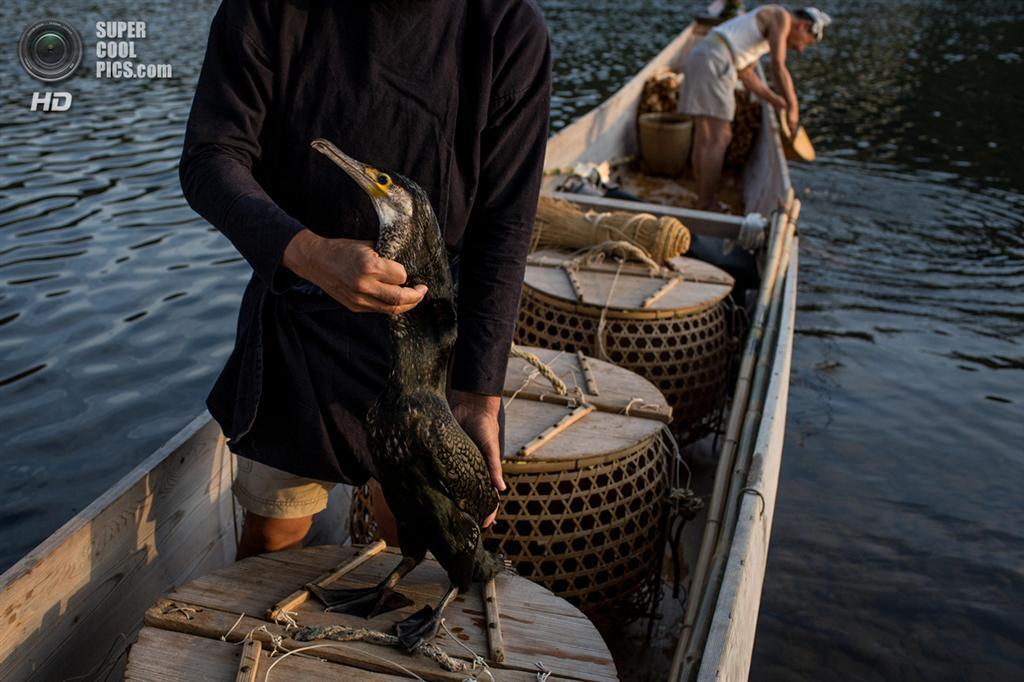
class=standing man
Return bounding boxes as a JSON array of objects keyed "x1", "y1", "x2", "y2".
[
  {"x1": 679, "y1": 5, "x2": 831, "y2": 210},
  {"x1": 179, "y1": 1, "x2": 551, "y2": 558}
]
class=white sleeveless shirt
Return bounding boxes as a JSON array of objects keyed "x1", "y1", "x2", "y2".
[{"x1": 711, "y1": 7, "x2": 769, "y2": 70}]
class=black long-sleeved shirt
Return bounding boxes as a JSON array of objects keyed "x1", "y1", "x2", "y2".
[{"x1": 180, "y1": 0, "x2": 551, "y2": 482}]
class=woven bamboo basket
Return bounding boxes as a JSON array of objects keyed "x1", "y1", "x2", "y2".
[
  {"x1": 351, "y1": 347, "x2": 676, "y2": 621},
  {"x1": 514, "y1": 248, "x2": 735, "y2": 442}
]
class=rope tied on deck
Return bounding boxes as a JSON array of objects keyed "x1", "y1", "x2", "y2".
[
  {"x1": 293, "y1": 624, "x2": 469, "y2": 674},
  {"x1": 569, "y1": 239, "x2": 660, "y2": 274},
  {"x1": 509, "y1": 343, "x2": 568, "y2": 396}
]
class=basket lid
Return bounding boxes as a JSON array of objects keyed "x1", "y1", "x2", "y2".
[
  {"x1": 523, "y1": 249, "x2": 734, "y2": 313},
  {"x1": 502, "y1": 347, "x2": 669, "y2": 466}
]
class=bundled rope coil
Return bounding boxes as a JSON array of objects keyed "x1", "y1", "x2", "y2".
[{"x1": 531, "y1": 196, "x2": 691, "y2": 264}]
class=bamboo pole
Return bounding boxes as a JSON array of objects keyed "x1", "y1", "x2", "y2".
[
  {"x1": 669, "y1": 199, "x2": 798, "y2": 680},
  {"x1": 678, "y1": 205, "x2": 798, "y2": 680},
  {"x1": 482, "y1": 579, "x2": 506, "y2": 663},
  {"x1": 266, "y1": 540, "x2": 387, "y2": 621}
]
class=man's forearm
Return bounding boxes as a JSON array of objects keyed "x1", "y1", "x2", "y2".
[
  {"x1": 281, "y1": 228, "x2": 321, "y2": 282},
  {"x1": 772, "y1": 63, "x2": 798, "y2": 111},
  {"x1": 739, "y1": 66, "x2": 778, "y2": 103}
]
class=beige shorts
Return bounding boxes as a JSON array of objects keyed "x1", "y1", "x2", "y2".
[
  {"x1": 232, "y1": 456, "x2": 336, "y2": 518},
  {"x1": 678, "y1": 34, "x2": 738, "y2": 121}
]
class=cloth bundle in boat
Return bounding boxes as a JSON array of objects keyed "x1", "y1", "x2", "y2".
[
  {"x1": 638, "y1": 67, "x2": 680, "y2": 115},
  {"x1": 515, "y1": 248, "x2": 735, "y2": 442},
  {"x1": 531, "y1": 196, "x2": 691, "y2": 263},
  {"x1": 351, "y1": 348, "x2": 675, "y2": 622}
]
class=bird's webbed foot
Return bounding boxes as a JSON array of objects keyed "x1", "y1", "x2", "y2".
[
  {"x1": 307, "y1": 583, "x2": 414, "y2": 618},
  {"x1": 395, "y1": 584, "x2": 459, "y2": 652},
  {"x1": 308, "y1": 555, "x2": 419, "y2": 618}
]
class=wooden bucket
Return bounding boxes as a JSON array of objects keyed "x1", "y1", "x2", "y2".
[
  {"x1": 351, "y1": 347, "x2": 675, "y2": 620},
  {"x1": 515, "y1": 248, "x2": 734, "y2": 441},
  {"x1": 638, "y1": 112, "x2": 693, "y2": 176}
]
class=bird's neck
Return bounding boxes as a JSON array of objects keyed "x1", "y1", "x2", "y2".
[
  {"x1": 377, "y1": 208, "x2": 458, "y2": 396},
  {"x1": 384, "y1": 297, "x2": 456, "y2": 394}
]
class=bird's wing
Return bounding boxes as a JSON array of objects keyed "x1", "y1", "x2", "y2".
[{"x1": 415, "y1": 408, "x2": 499, "y2": 523}]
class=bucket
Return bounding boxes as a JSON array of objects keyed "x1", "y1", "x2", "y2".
[{"x1": 638, "y1": 112, "x2": 693, "y2": 176}]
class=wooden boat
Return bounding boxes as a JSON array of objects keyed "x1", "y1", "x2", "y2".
[{"x1": 0, "y1": 3, "x2": 798, "y2": 680}]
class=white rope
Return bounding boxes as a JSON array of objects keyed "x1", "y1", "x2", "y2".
[
  {"x1": 272, "y1": 610, "x2": 299, "y2": 632},
  {"x1": 163, "y1": 605, "x2": 197, "y2": 620},
  {"x1": 220, "y1": 612, "x2": 246, "y2": 641},
  {"x1": 595, "y1": 260, "x2": 625, "y2": 361},
  {"x1": 439, "y1": 618, "x2": 493, "y2": 682},
  {"x1": 262, "y1": 643, "x2": 426, "y2": 681}
]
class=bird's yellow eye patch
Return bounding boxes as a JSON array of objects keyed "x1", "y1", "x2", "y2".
[{"x1": 376, "y1": 173, "x2": 391, "y2": 188}]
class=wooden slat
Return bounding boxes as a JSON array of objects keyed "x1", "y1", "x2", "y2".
[
  {"x1": 698, "y1": 243, "x2": 798, "y2": 681},
  {"x1": 267, "y1": 539, "x2": 386, "y2": 621},
  {"x1": 501, "y1": 388, "x2": 672, "y2": 425},
  {"x1": 518, "y1": 404, "x2": 596, "y2": 457},
  {"x1": 124, "y1": 627, "x2": 411, "y2": 681},
  {"x1": 642, "y1": 276, "x2": 683, "y2": 308},
  {"x1": 156, "y1": 546, "x2": 618, "y2": 681},
  {"x1": 563, "y1": 264, "x2": 587, "y2": 302},
  {"x1": 482, "y1": 578, "x2": 506, "y2": 664},
  {"x1": 0, "y1": 413, "x2": 235, "y2": 682},
  {"x1": 524, "y1": 261, "x2": 732, "y2": 313},
  {"x1": 576, "y1": 350, "x2": 600, "y2": 395},
  {"x1": 235, "y1": 639, "x2": 261, "y2": 682}
]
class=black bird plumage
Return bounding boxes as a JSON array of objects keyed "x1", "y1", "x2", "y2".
[{"x1": 307, "y1": 138, "x2": 501, "y2": 650}]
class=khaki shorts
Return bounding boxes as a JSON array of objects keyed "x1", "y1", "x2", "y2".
[
  {"x1": 678, "y1": 34, "x2": 737, "y2": 121},
  {"x1": 232, "y1": 456, "x2": 336, "y2": 519}
]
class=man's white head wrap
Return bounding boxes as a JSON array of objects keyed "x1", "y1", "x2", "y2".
[{"x1": 798, "y1": 7, "x2": 833, "y2": 41}]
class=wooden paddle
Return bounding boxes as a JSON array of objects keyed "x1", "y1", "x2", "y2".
[{"x1": 779, "y1": 113, "x2": 816, "y2": 162}]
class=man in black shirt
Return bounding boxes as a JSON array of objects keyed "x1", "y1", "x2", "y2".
[{"x1": 179, "y1": 1, "x2": 551, "y2": 557}]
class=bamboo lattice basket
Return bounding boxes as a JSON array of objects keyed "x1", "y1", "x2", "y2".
[
  {"x1": 514, "y1": 249, "x2": 735, "y2": 441},
  {"x1": 351, "y1": 347, "x2": 675, "y2": 621}
]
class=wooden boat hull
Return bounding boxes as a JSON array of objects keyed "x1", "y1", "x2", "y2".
[{"x1": 0, "y1": 8, "x2": 797, "y2": 681}]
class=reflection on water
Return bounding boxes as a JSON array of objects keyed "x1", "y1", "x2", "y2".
[{"x1": 0, "y1": 0, "x2": 1021, "y2": 678}]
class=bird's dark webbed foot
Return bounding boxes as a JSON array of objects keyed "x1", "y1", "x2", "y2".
[
  {"x1": 395, "y1": 584, "x2": 459, "y2": 652},
  {"x1": 308, "y1": 555, "x2": 419, "y2": 618}
]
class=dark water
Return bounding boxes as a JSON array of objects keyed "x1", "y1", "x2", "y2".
[{"x1": 1, "y1": 1, "x2": 1021, "y2": 679}]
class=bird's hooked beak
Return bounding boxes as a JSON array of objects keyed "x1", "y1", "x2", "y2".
[{"x1": 311, "y1": 138, "x2": 393, "y2": 202}]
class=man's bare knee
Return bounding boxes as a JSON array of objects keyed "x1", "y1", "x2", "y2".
[
  {"x1": 708, "y1": 121, "x2": 732, "y2": 148},
  {"x1": 237, "y1": 511, "x2": 312, "y2": 560}
]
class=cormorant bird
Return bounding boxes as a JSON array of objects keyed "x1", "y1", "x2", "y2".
[{"x1": 306, "y1": 138, "x2": 502, "y2": 651}]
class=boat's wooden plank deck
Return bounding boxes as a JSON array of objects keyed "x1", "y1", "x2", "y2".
[
  {"x1": 126, "y1": 626, "x2": 411, "y2": 681},
  {"x1": 131, "y1": 545, "x2": 617, "y2": 681}
]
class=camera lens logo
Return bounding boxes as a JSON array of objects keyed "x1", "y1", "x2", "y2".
[{"x1": 18, "y1": 19, "x2": 84, "y2": 82}]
